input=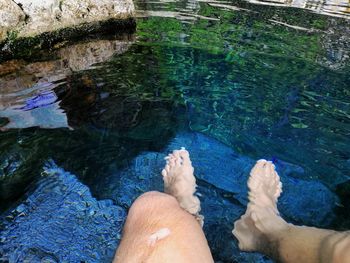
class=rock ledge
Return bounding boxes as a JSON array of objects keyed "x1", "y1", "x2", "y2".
[{"x1": 0, "y1": 0, "x2": 135, "y2": 42}]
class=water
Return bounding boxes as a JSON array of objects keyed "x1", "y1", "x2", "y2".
[{"x1": 0, "y1": 0, "x2": 350, "y2": 261}]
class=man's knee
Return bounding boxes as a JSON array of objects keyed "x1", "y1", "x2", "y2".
[{"x1": 129, "y1": 191, "x2": 179, "y2": 216}]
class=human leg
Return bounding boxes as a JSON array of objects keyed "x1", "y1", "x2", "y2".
[
  {"x1": 232, "y1": 159, "x2": 350, "y2": 263},
  {"x1": 113, "y1": 149, "x2": 213, "y2": 263}
]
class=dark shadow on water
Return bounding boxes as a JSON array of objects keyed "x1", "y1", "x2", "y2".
[{"x1": 0, "y1": 44, "x2": 190, "y2": 212}]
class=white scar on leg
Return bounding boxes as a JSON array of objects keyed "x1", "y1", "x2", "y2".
[{"x1": 148, "y1": 228, "x2": 171, "y2": 246}]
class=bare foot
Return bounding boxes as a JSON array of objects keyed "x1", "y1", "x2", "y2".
[
  {"x1": 232, "y1": 159, "x2": 288, "y2": 251},
  {"x1": 162, "y1": 148, "x2": 203, "y2": 225},
  {"x1": 247, "y1": 159, "x2": 282, "y2": 212}
]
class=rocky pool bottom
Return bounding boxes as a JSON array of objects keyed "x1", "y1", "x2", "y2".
[
  {"x1": 0, "y1": 132, "x2": 340, "y2": 262},
  {"x1": 1, "y1": 0, "x2": 350, "y2": 260}
]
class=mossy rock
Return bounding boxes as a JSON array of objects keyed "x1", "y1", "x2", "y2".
[{"x1": 0, "y1": 18, "x2": 136, "y2": 63}]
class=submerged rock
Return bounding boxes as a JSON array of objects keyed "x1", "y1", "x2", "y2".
[
  {"x1": 0, "y1": 142, "x2": 44, "y2": 206},
  {"x1": 0, "y1": 161, "x2": 126, "y2": 262},
  {"x1": 0, "y1": 0, "x2": 135, "y2": 42},
  {"x1": 100, "y1": 131, "x2": 337, "y2": 226},
  {"x1": 96, "y1": 151, "x2": 271, "y2": 262},
  {"x1": 95, "y1": 131, "x2": 338, "y2": 261},
  {"x1": 0, "y1": 132, "x2": 339, "y2": 262},
  {"x1": 167, "y1": 132, "x2": 339, "y2": 227}
]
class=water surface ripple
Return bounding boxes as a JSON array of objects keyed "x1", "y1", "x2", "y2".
[{"x1": 0, "y1": 0, "x2": 350, "y2": 262}]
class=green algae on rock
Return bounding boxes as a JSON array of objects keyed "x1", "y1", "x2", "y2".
[
  {"x1": 0, "y1": 0, "x2": 136, "y2": 61},
  {"x1": 0, "y1": 18, "x2": 136, "y2": 62}
]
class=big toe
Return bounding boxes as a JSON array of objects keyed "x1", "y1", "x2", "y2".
[{"x1": 250, "y1": 159, "x2": 267, "y2": 178}]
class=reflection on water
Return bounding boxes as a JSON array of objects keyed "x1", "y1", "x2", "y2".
[
  {"x1": 137, "y1": 0, "x2": 350, "y2": 19},
  {"x1": 0, "y1": 0, "x2": 349, "y2": 212},
  {"x1": 0, "y1": 36, "x2": 134, "y2": 129},
  {"x1": 246, "y1": 0, "x2": 350, "y2": 18},
  {"x1": 136, "y1": 0, "x2": 350, "y2": 71}
]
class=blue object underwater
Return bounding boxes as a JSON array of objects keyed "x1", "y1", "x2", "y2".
[
  {"x1": 19, "y1": 90, "x2": 57, "y2": 111},
  {"x1": 0, "y1": 132, "x2": 339, "y2": 263},
  {"x1": 0, "y1": 0, "x2": 349, "y2": 261}
]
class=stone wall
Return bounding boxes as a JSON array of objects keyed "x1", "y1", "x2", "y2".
[{"x1": 0, "y1": 0, "x2": 135, "y2": 42}]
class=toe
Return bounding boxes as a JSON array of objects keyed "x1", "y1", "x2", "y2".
[
  {"x1": 250, "y1": 159, "x2": 267, "y2": 177},
  {"x1": 175, "y1": 156, "x2": 182, "y2": 166},
  {"x1": 179, "y1": 149, "x2": 191, "y2": 166},
  {"x1": 165, "y1": 164, "x2": 171, "y2": 173},
  {"x1": 266, "y1": 161, "x2": 275, "y2": 178},
  {"x1": 274, "y1": 182, "x2": 282, "y2": 199},
  {"x1": 171, "y1": 150, "x2": 183, "y2": 166},
  {"x1": 165, "y1": 154, "x2": 175, "y2": 165},
  {"x1": 172, "y1": 150, "x2": 181, "y2": 159}
]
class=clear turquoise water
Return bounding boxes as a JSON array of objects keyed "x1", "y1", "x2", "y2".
[{"x1": 0, "y1": 0, "x2": 350, "y2": 253}]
